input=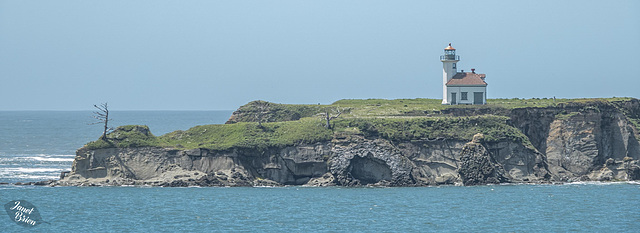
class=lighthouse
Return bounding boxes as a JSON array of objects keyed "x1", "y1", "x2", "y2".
[
  {"x1": 441, "y1": 43, "x2": 459, "y2": 104},
  {"x1": 440, "y1": 43, "x2": 487, "y2": 105}
]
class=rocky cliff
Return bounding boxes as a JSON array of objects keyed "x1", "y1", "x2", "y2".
[
  {"x1": 59, "y1": 98, "x2": 640, "y2": 187},
  {"x1": 61, "y1": 134, "x2": 550, "y2": 187},
  {"x1": 509, "y1": 100, "x2": 640, "y2": 181}
]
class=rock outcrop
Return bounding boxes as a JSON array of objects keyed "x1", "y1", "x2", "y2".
[
  {"x1": 60, "y1": 133, "x2": 554, "y2": 187},
  {"x1": 512, "y1": 104, "x2": 640, "y2": 182},
  {"x1": 225, "y1": 100, "x2": 324, "y2": 124},
  {"x1": 59, "y1": 99, "x2": 640, "y2": 187},
  {"x1": 457, "y1": 134, "x2": 508, "y2": 185}
]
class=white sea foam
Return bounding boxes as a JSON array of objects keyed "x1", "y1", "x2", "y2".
[
  {"x1": 627, "y1": 181, "x2": 640, "y2": 185},
  {"x1": 563, "y1": 181, "x2": 633, "y2": 186},
  {"x1": 13, "y1": 174, "x2": 59, "y2": 180},
  {"x1": 1, "y1": 154, "x2": 75, "y2": 162},
  {"x1": 0, "y1": 171, "x2": 59, "y2": 179},
  {"x1": 3, "y1": 168, "x2": 64, "y2": 173},
  {"x1": 27, "y1": 156, "x2": 75, "y2": 162}
]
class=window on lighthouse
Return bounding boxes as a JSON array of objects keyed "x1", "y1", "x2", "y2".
[{"x1": 452, "y1": 63, "x2": 456, "y2": 70}]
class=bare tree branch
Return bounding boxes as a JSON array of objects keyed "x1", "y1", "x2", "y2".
[
  {"x1": 319, "y1": 108, "x2": 343, "y2": 129},
  {"x1": 89, "y1": 102, "x2": 112, "y2": 141},
  {"x1": 253, "y1": 100, "x2": 270, "y2": 128},
  {"x1": 329, "y1": 111, "x2": 342, "y2": 120}
]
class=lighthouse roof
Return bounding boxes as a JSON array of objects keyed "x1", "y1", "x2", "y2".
[
  {"x1": 444, "y1": 43, "x2": 455, "y2": 50},
  {"x1": 446, "y1": 72, "x2": 487, "y2": 86}
]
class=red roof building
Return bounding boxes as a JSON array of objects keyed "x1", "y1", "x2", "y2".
[{"x1": 441, "y1": 44, "x2": 487, "y2": 105}]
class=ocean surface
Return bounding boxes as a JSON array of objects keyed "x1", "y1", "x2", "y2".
[
  {"x1": 0, "y1": 111, "x2": 233, "y2": 184},
  {"x1": 1, "y1": 111, "x2": 639, "y2": 232}
]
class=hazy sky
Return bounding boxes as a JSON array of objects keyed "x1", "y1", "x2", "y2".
[{"x1": 1, "y1": 0, "x2": 638, "y2": 110}]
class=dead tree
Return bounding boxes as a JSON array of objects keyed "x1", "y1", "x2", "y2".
[
  {"x1": 253, "y1": 100, "x2": 271, "y2": 128},
  {"x1": 319, "y1": 108, "x2": 342, "y2": 129},
  {"x1": 90, "y1": 103, "x2": 113, "y2": 141}
]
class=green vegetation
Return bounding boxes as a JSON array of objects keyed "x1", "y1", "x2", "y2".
[
  {"x1": 84, "y1": 97, "x2": 638, "y2": 151},
  {"x1": 332, "y1": 97, "x2": 636, "y2": 118},
  {"x1": 333, "y1": 115, "x2": 531, "y2": 146},
  {"x1": 87, "y1": 120, "x2": 333, "y2": 151},
  {"x1": 88, "y1": 119, "x2": 335, "y2": 151},
  {"x1": 230, "y1": 97, "x2": 637, "y2": 121},
  {"x1": 611, "y1": 99, "x2": 640, "y2": 131},
  {"x1": 160, "y1": 118, "x2": 332, "y2": 151},
  {"x1": 554, "y1": 112, "x2": 581, "y2": 120},
  {"x1": 629, "y1": 119, "x2": 640, "y2": 132},
  {"x1": 86, "y1": 125, "x2": 160, "y2": 149},
  {"x1": 86, "y1": 116, "x2": 532, "y2": 151},
  {"x1": 227, "y1": 101, "x2": 330, "y2": 124}
]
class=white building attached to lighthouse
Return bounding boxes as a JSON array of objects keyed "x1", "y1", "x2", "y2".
[{"x1": 440, "y1": 43, "x2": 487, "y2": 105}]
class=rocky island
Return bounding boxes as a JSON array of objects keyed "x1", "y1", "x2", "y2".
[{"x1": 57, "y1": 98, "x2": 640, "y2": 187}]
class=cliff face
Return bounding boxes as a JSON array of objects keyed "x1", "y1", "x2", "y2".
[
  {"x1": 61, "y1": 135, "x2": 551, "y2": 186},
  {"x1": 60, "y1": 99, "x2": 640, "y2": 187},
  {"x1": 509, "y1": 101, "x2": 640, "y2": 182}
]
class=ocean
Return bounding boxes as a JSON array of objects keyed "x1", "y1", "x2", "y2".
[
  {"x1": 1, "y1": 111, "x2": 639, "y2": 232},
  {"x1": 0, "y1": 111, "x2": 233, "y2": 184}
]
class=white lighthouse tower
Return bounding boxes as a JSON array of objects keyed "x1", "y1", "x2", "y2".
[{"x1": 441, "y1": 43, "x2": 459, "y2": 104}]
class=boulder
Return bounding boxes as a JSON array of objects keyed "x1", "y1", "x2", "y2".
[{"x1": 457, "y1": 139, "x2": 508, "y2": 186}]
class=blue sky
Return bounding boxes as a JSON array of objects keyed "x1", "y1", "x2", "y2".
[{"x1": 1, "y1": 0, "x2": 638, "y2": 110}]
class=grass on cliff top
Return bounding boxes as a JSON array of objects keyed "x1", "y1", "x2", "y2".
[
  {"x1": 86, "y1": 119, "x2": 333, "y2": 151},
  {"x1": 331, "y1": 97, "x2": 636, "y2": 117},
  {"x1": 333, "y1": 115, "x2": 532, "y2": 146},
  {"x1": 84, "y1": 97, "x2": 635, "y2": 151},
  {"x1": 86, "y1": 114, "x2": 534, "y2": 151},
  {"x1": 86, "y1": 125, "x2": 161, "y2": 149},
  {"x1": 160, "y1": 118, "x2": 333, "y2": 151},
  {"x1": 227, "y1": 100, "x2": 328, "y2": 123},
  {"x1": 228, "y1": 97, "x2": 637, "y2": 122}
]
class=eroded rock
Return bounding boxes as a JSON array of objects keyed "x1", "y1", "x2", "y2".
[
  {"x1": 457, "y1": 139, "x2": 508, "y2": 186},
  {"x1": 57, "y1": 101, "x2": 640, "y2": 187}
]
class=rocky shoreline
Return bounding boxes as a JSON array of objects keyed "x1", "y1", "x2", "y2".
[
  {"x1": 5, "y1": 130, "x2": 639, "y2": 187},
  {"x1": 6, "y1": 179, "x2": 640, "y2": 188},
  {"x1": 53, "y1": 126, "x2": 639, "y2": 187},
  {"x1": 9, "y1": 99, "x2": 640, "y2": 188}
]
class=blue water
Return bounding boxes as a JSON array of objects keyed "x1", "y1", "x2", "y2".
[
  {"x1": 2, "y1": 184, "x2": 639, "y2": 232},
  {"x1": 1, "y1": 111, "x2": 639, "y2": 232},
  {"x1": 0, "y1": 111, "x2": 232, "y2": 183}
]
